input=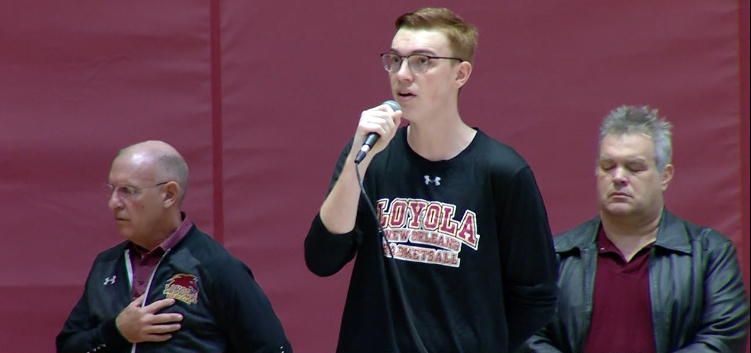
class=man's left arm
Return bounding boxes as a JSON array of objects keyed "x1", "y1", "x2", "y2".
[
  {"x1": 210, "y1": 258, "x2": 292, "y2": 353},
  {"x1": 56, "y1": 258, "x2": 132, "y2": 353},
  {"x1": 497, "y1": 166, "x2": 559, "y2": 351},
  {"x1": 674, "y1": 234, "x2": 749, "y2": 353}
]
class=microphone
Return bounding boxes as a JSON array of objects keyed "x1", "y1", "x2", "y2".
[{"x1": 354, "y1": 100, "x2": 402, "y2": 164}]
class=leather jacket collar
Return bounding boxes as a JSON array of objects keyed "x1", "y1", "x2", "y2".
[{"x1": 555, "y1": 208, "x2": 691, "y2": 255}]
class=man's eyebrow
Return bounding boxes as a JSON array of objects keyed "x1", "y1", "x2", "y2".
[
  {"x1": 597, "y1": 156, "x2": 648, "y2": 163},
  {"x1": 625, "y1": 157, "x2": 648, "y2": 164},
  {"x1": 388, "y1": 48, "x2": 438, "y2": 56}
]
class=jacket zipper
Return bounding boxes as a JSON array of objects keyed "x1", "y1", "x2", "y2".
[{"x1": 124, "y1": 249, "x2": 171, "y2": 353}]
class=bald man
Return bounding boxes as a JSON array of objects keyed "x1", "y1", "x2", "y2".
[{"x1": 56, "y1": 141, "x2": 292, "y2": 353}]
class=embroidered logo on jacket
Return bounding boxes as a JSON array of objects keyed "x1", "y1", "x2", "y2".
[{"x1": 163, "y1": 274, "x2": 199, "y2": 305}]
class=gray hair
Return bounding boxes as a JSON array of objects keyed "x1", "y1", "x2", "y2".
[
  {"x1": 116, "y1": 141, "x2": 190, "y2": 205},
  {"x1": 155, "y1": 154, "x2": 189, "y2": 205},
  {"x1": 598, "y1": 105, "x2": 673, "y2": 173}
]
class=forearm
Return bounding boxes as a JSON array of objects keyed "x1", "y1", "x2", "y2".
[
  {"x1": 671, "y1": 325, "x2": 749, "y2": 353},
  {"x1": 524, "y1": 337, "x2": 565, "y2": 353},
  {"x1": 304, "y1": 213, "x2": 360, "y2": 276},
  {"x1": 671, "y1": 343, "x2": 721, "y2": 353},
  {"x1": 499, "y1": 167, "x2": 559, "y2": 349},
  {"x1": 319, "y1": 152, "x2": 372, "y2": 234},
  {"x1": 56, "y1": 318, "x2": 130, "y2": 353},
  {"x1": 675, "y1": 236, "x2": 751, "y2": 353},
  {"x1": 505, "y1": 292, "x2": 557, "y2": 350},
  {"x1": 217, "y1": 261, "x2": 293, "y2": 353}
]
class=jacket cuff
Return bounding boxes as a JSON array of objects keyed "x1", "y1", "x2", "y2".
[{"x1": 101, "y1": 318, "x2": 132, "y2": 350}]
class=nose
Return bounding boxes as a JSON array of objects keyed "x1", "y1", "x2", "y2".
[
  {"x1": 612, "y1": 167, "x2": 629, "y2": 186},
  {"x1": 108, "y1": 191, "x2": 123, "y2": 210},
  {"x1": 395, "y1": 60, "x2": 413, "y2": 82}
]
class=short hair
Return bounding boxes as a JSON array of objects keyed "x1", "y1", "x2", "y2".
[
  {"x1": 155, "y1": 154, "x2": 189, "y2": 205},
  {"x1": 395, "y1": 7, "x2": 479, "y2": 64},
  {"x1": 599, "y1": 105, "x2": 673, "y2": 173},
  {"x1": 115, "y1": 142, "x2": 190, "y2": 205}
]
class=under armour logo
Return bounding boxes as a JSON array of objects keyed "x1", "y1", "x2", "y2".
[
  {"x1": 424, "y1": 175, "x2": 441, "y2": 185},
  {"x1": 103, "y1": 276, "x2": 117, "y2": 285}
]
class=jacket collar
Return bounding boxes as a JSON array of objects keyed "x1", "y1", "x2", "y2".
[
  {"x1": 556, "y1": 208, "x2": 691, "y2": 255},
  {"x1": 653, "y1": 210, "x2": 692, "y2": 254}
]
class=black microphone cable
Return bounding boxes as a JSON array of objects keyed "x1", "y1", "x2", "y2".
[{"x1": 355, "y1": 163, "x2": 429, "y2": 353}]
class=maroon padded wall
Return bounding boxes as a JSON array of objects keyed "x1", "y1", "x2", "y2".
[{"x1": 0, "y1": 1, "x2": 747, "y2": 351}]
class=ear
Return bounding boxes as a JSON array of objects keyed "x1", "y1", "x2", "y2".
[
  {"x1": 660, "y1": 164, "x2": 674, "y2": 191},
  {"x1": 162, "y1": 181, "x2": 180, "y2": 208},
  {"x1": 454, "y1": 61, "x2": 472, "y2": 89}
]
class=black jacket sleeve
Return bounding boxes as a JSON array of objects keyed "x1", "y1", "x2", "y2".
[
  {"x1": 523, "y1": 315, "x2": 565, "y2": 353},
  {"x1": 497, "y1": 166, "x2": 558, "y2": 351},
  {"x1": 55, "y1": 266, "x2": 131, "y2": 353},
  {"x1": 304, "y1": 139, "x2": 364, "y2": 277},
  {"x1": 673, "y1": 232, "x2": 749, "y2": 353},
  {"x1": 210, "y1": 257, "x2": 292, "y2": 353}
]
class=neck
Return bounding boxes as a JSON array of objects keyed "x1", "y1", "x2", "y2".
[
  {"x1": 406, "y1": 110, "x2": 475, "y2": 161},
  {"x1": 600, "y1": 208, "x2": 663, "y2": 260},
  {"x1": 133, "y1": 211, "x2": 182, "y2": 251}
]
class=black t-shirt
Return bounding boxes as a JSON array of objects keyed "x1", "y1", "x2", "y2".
[{"x1": 305, "y1": 126, "x2": 558, "y2": 353}]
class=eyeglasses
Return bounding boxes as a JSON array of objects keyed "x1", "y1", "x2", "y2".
[
  {"x1": 380, "y1": 53, "x2": 463, "y2": 74},
  {"x1": 105, "y1": 181, "x2": 169, "y2": 200}
]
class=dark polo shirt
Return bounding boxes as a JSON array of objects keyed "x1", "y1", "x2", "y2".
[
  {"x1": 585, "y1": 227, "x2": 656, "y2": 353},
  {"x1": 128, "y1": 213, "x2": 193, "y2": 299}
]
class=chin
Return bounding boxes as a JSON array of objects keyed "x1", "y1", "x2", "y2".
[
  {"x1": 603, "y1": 205, "x2": 635, "y2": 217},
  {"x1": 118, "y1": 233, "x2": 133, "y2": 241},
  {"x1": 114, "y1": 227, "x2": 133, "y2": 240}
]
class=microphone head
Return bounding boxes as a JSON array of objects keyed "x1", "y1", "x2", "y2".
[{"x1": 383, "y1": 100, "x2": 402, "y2": 112}]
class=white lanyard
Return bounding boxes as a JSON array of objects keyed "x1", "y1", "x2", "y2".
[{"x1": 122, "y1": 248, "x2": 170, "y2": 353}]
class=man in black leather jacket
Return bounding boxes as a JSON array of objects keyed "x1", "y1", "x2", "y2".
[{"x1": 526, "y1": 106, "x2": 749, "y2": 353}]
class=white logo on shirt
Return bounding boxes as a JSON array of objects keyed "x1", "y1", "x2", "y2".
[
  {"x1": 103, "y1": 276, "x2": 117, "y2": 285},
  {"x1": 424, "y1": 175, "x2": 441, "y2": 186}
]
